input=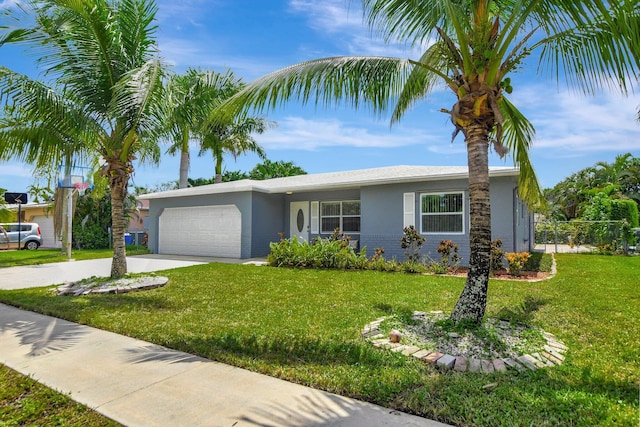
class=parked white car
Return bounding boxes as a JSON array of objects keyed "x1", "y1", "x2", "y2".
[{"x1": 0, "y1": 223, "x2": 42, "y2": 250}]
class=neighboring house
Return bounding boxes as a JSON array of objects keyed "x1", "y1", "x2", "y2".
[
  {"x1": 126, "y1": 199, "x2": 149, "y2": 245},
  {"x1": 7, "y1": 202, "x2": 60, "y2": 248},
  {"x1": 139, "y1": 165, "x2": 533, "y2": 263}
]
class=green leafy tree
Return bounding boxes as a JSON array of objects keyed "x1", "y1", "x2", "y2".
[
  {"x1": 0, "y1": 0, "x2": 166, "y2": 278},
  {"x1": 222, "y1": 170, "x2": 250, "y2": 182},
  {"x1": 72, "y1": 191, "x2": 112, "y2": 249},
  {"x1": 218, "y1": 0, "x2": 639, "y2": 323},
  {"x1": 0, "y1": 188, "x2": 14, "y2": 222},
  {"x1": 546, "y1": 154, "x2": 640, "y2": 220},
  {"x1": 249, "y1": 160, "x2": 307, "y2": 180}
]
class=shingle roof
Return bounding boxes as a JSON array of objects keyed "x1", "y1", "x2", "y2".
[{"x1": 139, "y1": 165, "x2": 519, "y2": 200}]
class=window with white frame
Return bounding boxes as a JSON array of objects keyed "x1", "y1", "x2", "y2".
[
  {"x1": 320, "y1": 201, "x2": 361, "y2": 233},
  {"x1": 420, "y1": 192, "x2": 464, "y2": 234}
]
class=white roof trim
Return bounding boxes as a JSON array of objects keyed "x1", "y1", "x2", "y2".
[{"x1": 139, "y1": 165, "x2": 519, "y2": 200}]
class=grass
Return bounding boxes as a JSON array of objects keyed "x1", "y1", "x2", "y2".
[
  {"x1": 0, "y1": 254, "x2": 638, "y2": 426},
  {"x1": 0, "y1": 364, "x2": 121, "y2": 426},
  {"x1": 0, "y1": 246, "x2": 150, "y2": 268}
]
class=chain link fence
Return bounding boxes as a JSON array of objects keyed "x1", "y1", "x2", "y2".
[{"x1": 534, "y1": 220, "x2": 639, "y2": 254}]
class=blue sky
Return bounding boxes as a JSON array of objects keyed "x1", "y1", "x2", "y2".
[{"x1": 0, "y1": 0, "x2": 639, "y2": 196}]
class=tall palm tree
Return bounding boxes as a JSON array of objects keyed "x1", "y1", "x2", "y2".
[
  {"x1": 164, "y1": 68, "x2": 244, "y2": 188},
  {"x1": 0, "y1": 0, "x2": 165, "y2": 278},
  {"x1": 219, "y1": 0, "x2": 639, "y2": 323},
  {"x1": 200, "y1": 117, "x2": 273, "y2": 184}
]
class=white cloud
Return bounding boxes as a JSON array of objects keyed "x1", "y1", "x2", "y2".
[
  {"x1": 255, "y1": 116, "x2": 440, "y2": 151},
  {"x1": 288, "y1": 0, "x2": 357, "y2": 33},
  {"x1": 288, "y1": 0, "x2": 429, "y2": 58},
  {"x1": 511, "y1": 85, "x2": 640, "y2": 154},
  {"x1": 0, "y1": 163, "x2": 32, "y2": 178}
]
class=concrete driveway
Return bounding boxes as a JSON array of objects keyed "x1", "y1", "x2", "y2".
[{"x1": 0, "y1": 254, "x2": 261, "y2": 290}]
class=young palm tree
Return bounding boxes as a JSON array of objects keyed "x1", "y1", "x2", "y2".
[
  {"x1": 164, "y1": 68, "x2": 244, "y2": 188},
  {"x1": 0, "y1": 0, "x2": 165, "y2": 278},
  {"x1": 200, "y1": 117, "x2": 273, "y2": 184},
  {"x1": 219, "y1": 0, "x2": 639, "y2": 323}
]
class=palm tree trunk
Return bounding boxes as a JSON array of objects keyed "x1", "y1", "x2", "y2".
[
  {"x1": 106, "y1": 158, "x2": 130, "y2": 279},
  {"x1": 451, "y1": 124, "x2": 491, "y2": 323},
  {"x1": 215, "y1": 154, "x2": 223, "y2": 184},
  {"x1": 178, "y1": 132, "x2": 190, "y2": 189},
  {"x1": 179, "y1": 150, "x2": 190, "y2": 189}
]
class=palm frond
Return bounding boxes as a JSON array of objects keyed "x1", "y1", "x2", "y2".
[
  {"x1": 535, "y1": 0, "x2": 639, "y2": 94},
  {"x1": 498, "y1": 96, "x2": 544, "y2": 210},
  {"x1": 362, "y1": 0, "x2": 457, "y2": 46},
  {"x1": 391, "y1": 41, "x2": 452, "y2": 124},
  {"x1": 218, "y1": 56, "x2": 413, "y2": 122}
]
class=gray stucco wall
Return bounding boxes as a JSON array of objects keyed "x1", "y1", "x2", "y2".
[
  {"x1": 146, "y1": 192, "x2": 253, "y2": 258},
  {"x1": 358, "y1": 175, "x2": 520, "y2": 265},
  {"x1": 360, "y1": 178, "x2": 470, "y2": 263},
  {"x1": 251, "y1": 192, "x2": 285, "y2": 257}
]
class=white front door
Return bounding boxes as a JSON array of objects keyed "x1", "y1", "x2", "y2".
[{"x1": 290, "y1": 202, "x2": 309, "y2": 242}]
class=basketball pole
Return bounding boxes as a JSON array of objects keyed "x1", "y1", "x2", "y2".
[{"x1": 67, "y1": 188, "x2": 73, "y2": 261}]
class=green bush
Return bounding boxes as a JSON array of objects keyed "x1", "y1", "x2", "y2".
[
  {"x1": 72, "y1": 222, "x2": 109, "y2": 249},
  {"x1": 268, "y1": 236, "x2": 406, "y2": 272},
  {"x1": 490, "y1": 239, "x2": 505, "y2": 273},
  {"x1": 400, "y1": 225, "x2": 425, "y2": 262},
  {"x1": 610, "y1": 199, "x2": 639, "y2": 227},
  {"x1": 268, "y1": 236, "x2": 358, "y2": 269}
]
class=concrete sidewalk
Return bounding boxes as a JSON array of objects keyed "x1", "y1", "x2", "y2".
[
  {"x1": 0, "y1": 303, "x2": 448, "y2": 427},
  {"x1": 0, "y1": 256, "x2": 450, "y2": 426}
]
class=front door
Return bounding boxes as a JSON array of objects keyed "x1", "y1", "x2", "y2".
[{"x1": 290, "y1": 201, "x2": 309, "y2": 242}]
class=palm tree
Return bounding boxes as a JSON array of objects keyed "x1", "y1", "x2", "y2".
[
  {"x1": 199, "y1": 117, "x2": 273, "y2": 183},
  {"x1": 218, "y1": 0, "x2": 639, "y2": 323},
  {"x1": 164, "y1": 68, "x2": 244, "y2": 188},
  {"x1": 0, "y1": 0, "x2": 165, "y2": 278}
]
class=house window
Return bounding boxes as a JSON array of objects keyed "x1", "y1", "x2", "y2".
[
  {"x1": 421, "y1": 192, "x2": 464, "y2": 234},
  {"x1": 321, "y1": 201, "x2": 360, "y2": 233}
]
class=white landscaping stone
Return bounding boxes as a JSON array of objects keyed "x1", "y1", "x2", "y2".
[{"x1": 517, "y1": 355, "x2": 538, "y2": 371}]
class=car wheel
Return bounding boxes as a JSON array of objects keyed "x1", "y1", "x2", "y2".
[{"x1": 24, "y1": 241, "x2": 40, "y2": 250}]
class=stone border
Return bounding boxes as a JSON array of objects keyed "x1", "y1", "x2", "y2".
[
  {"x1": 56, "y1": 276, "x2": 169, "y2": 296},
  {"x1": 362, "y1": 312, "x2": 567, "y2": 374}
]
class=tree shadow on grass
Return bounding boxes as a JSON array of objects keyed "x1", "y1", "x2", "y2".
[
  {"x1": 495, "y1": 296, "x2": 548, "y2": 325},
  {"x1": 180, "y1": 332, "x2": 400, "y2": 368}
]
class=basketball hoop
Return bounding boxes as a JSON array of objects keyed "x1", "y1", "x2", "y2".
[{"x1": 73, "y1": 182, "x2": 90, "y2": 196}]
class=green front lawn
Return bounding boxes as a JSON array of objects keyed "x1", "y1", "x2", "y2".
[
  {"x1": 0, "y1": 247, "x2": 150, "y2": 268},
  {"x1": 0, "y1": 254, "x2": 637, "y2": 426}
]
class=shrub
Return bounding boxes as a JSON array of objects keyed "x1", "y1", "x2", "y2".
[
  {"x1": 436, "y1": 240, "x2": 462, "y2": 272},
  {"x1": 401, "y1": 260, "x2": 427, "y2": 274},
  {"x1": 490, "y1": 239, "x2": 505, "y2": 273},
  {"x1": 505, "y1": 252, "x2": 531, "y2": 276},
  {"x1": 400, "y1": 225, "x2": 425, "y2": 262},
  {"x1": 72, "y1": 222, "x2": 109, "y2": 249}
]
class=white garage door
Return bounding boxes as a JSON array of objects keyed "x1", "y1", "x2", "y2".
[
  {"x1": 158, "y1": 205, "x2": 241, "y2": 257},
  {"x1": 31, "y1": 215, "x2": 61, "y2": 248}
]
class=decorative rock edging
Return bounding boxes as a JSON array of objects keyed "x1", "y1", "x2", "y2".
[
  {"x1": 56, "y1": 276, "x2": 169, "y2": 296},
  {"x1": 362, "y1": 312, "x2": 567, "y2": 374}
]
